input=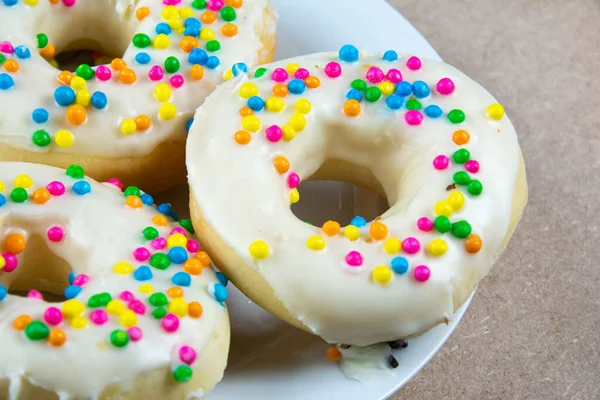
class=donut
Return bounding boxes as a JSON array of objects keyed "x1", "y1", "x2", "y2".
[
  {"x1": 187, "y1": 45, "x2": 528, "y2": 346},
  {"x1": 0, "y1": 162, "x2": 229, "y2": 399},
  {"x1": 0, "y1": 0, "x2": 276, "y2": 192}
]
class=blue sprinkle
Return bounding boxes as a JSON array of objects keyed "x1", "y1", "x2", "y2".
[
  {"x1": 247, "y1": 96, "x2": 265, "y2": 111},
  {"x1": 391, "y1": 257, "x2": 409, "y2": 274},
  {"x1": 287, "y1": 79, "x2": 306, "y2": 95},
  {"x1": 0, "y1": 285, "x2": 6, "y2": 301},
  {"x1": 386, "y1": 94, "x2": 404, "y2": 110},
  {"x1": 156, "y1": 22, "x2": 172, "y2": 35},
  {"x1": 14, "y1": 45, "x2": 30, "y2": 59},
  {"x1": 185, "y1": 17, "x2": 201, "y2": 28},
  {"x1": 168, "y1": 246, "x2": 188, "y2": 264},
  {"x1": 346, "y1": 88, "x2": 363, "y2": 102},
  {"x1": 212, "y1": 283, "x2": 228, "y2": 302},
  {"x1": 184, "y1": 26, "x2": 200, "y2": 37},
  {"x1": 188, "y1": 48, "x2": 208, "y2": 65},
  {"x1": 232, "y1": 62, "x2": 248, "y2": 77},
  {"x1": 72, "y1": 181, "x2": 91, "y2": 195},
  {"x1": 339, "y1": 44, "x2": 359, "y2": 62},
  {"x1": 383, "y1": 50, "x2": 398, "y2": 62},
  {"x1": 31, "y1": 108, "x2": 49, "y2": 123},
  {"x1": 424, "y1": 105, "x2": 443, "y2": 118},
  {"x1": 2, "y1": 0, "x2": 18, "y2": 6},
  {"x1": 54, "y1": 86, "x2": 76, "y2": 106},
  {"x1": 140, "y1": 193, "x2": 154, "y2": 205},
  {"x1": 395, "y1": 81, "x2": 412, "y2": 97},
  {"x1": 64, "y1": 285, "x2": 82, "y2": 299},
  {"x1": 157, "y1": 202, "x2": 172, "y2": 216},
  {"x1": 206, "y1": 56, "x2": 220, "y2": 69},
  {"x1": 412, "y1": 81, "x2": 430, "y2": 98},
  {"x1": 170, "y1": 211, "x2": 179, "y2": 222},
  {"x1": 186, "y1": 118, "x2": 194, "y2": 133},
  {"x1": 172, "y1": 271, "x2": 192, "y2": 287},
  {"x1": 134, "y1": 266, "x2": 153, "y2": 281},
  {"x1": 216, "y1": 272, "x2": 229, "y2": 286},
  {"x1": 0, "y1": 73, "x2": 15, "y2": 90},
  {"x1": 0, "y1": 194, "x2": 5, "y2": 207},
  {"x1": 68, "y1": 272, "x2": 75, "y2": 285},
  {"x1": 90, "y1": 91, "x2": 107, "y2": 109},
  {"x1": 135, "y1": 52, "x2": 151, "y2": 64},
  {"x1": 350, "y1": 216, "x2": 367, "y2": 227}
]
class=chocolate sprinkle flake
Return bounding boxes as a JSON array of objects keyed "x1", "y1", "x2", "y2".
[
  {"x1": 446, "y1": 183, "x2": 457, "y2": 191},
  {"x1": 388, "y1": 355, "x2": 399, "y2": 369},
  {"x1": 387, "y1": 340, "x2": 408, "y2": 349},
  {"x1": 339, "y1": 344, "x2": 351, "y2": 349}
]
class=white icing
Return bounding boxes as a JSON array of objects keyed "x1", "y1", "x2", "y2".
[
  {"x1": 0, "y1": 0, "x2": 274, "y2": 157},
  {"x1": 338, "y1": 344, "x2": 395, "y2": 382},
  {"x1": 187, "y1": 51, "x2": 522, "y2": 346},
  {"x1": 0, "y1": 162, "x2": 226, "y2": 398}
]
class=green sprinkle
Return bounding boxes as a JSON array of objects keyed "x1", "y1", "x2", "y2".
[
  {"x1": 110, "y1": 329, "x2": 129, "y2": 347},
  {"x1": 0, "y1": 54, "x2": 5, "y2": 65},
  {"x1": 123, "y1": 186, "x2": 141, "y2": 197},
  {"x1": 164, "y1": 56, "x2": 180, "y2": 74},
  {"x1": 467, "y1": 180, "x2": 483, "y2": 196},
  {"x1": 179, "y1": 219, "x2": 194, "y2": 234},
  {"x1": 10, "y1": 188, "x2": 28, "y2": 203},
  {"x1": 75, "y1": 64, "x2": 94, "y2": 80},
  {"x1": 25, "y1": 321, "x2": 49, "y2": 340},
  {"x1": 36, "y1": 33, "x2": 49, "y2": 49},
  {"x1": 365, "y1": 87, "x2": 381, "y2": 102},
  {"x1": 452, "y1": 149, "x2": 470, "y2": 164},
  {"x1": 206, "y1": 40, "x2": 220, "y2": 52},
  {"x1": 451, "y1": 220, "x2": 472, "y2": 239},
  {"x1": 150, "y1": 253, "x2": 170, "y2": 270},
  {"x1": 254, "y1": 67, "x2": 267, "y2": 78},
  {"x1": 87, "y1": 292, "x2": 112, "y2": 308},
  {"x1": 149, "y1": 292, "x2": 168, "y2": 307},
  {"x1": 351, "y1": 79, "x2": 367, "y2": 92},
  {"x1": 152, "y1": 307, "x2": 167, "y2": 319},
  {"x1": 453, "y1": 171, "x2": 471, "y2": 185},
  {"x1": 143, "y1": 227, "x2": 159, "y2": 241},
  {"x1": 191, "y1": 0, "x2": 207, "y2": 9},
  {"x1": 220, "y1": 6, "x2": 236, "y2": 21},
  {"x1": 66, "y1": 164, "x2": 84, "y2": 179},
  {"x1": 32, "y1": 129, "x2": 51, "y2": 147},
  {"x1": 434, "y1": 216, "x2": 451, "y2": 233},
  {"x1": 173, "y1": 365, "x2": 193, "y2": 383},
  {"x1": 132, "y1": 33, "x2": 151, "y2": 48},
  {"x1": 447, "y1": 109, "x2": 465, "y2": 124},
  {"x1": 406, "y1": 98, "x2": 422, "y2": 110}
]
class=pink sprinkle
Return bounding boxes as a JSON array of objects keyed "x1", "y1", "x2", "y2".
[
  {"x1": 186, "y1": 240, "x2": 199, "y2": 253},
  {"x1": 129, "y1": 299, "x2": 146, "y2": 315},
  {"x1": 0, "y1": 42, "x2": 14, "y2": 54},
  {"x1": 413, "y1": 265, "x2": 431, "y2": 282},
  {"x1": 294, "y1": 68, "x2": 310, "y2": 80},
  {"x1": 148, "y1": 65, "x2": 164, "y2": 81},
  {"x1": 365, "y1": 66, "x2": 384, "y2": 83},
  {"x1": 133, "y1": 247, "x2": 151, "y2": 262},
  {"x1": 465, "y1": 160, "x2": 480, "y2": 173},
  {"x1": 62, "y1": 0, "x2": 76, "y2": 6},
  {"x1": 170, "y1": 74, "x2": 184, "y2": 88},
  {"x1": 287, "y1": 172, "x2": 300, "y2": 188},
  {"x1": 46, "y1": 181, "x2": 65, "y2": 196},
  {"x1": 406, "y1": 56, "x2": 422, "y2": 70},
  {"x1": 402, "y1": 237, "x2": 421, "y2": 254},
  {"x1": 151, "y1": 237, "x2": 167, "y2": 250},
  {"x1": 170, "y1": 227, "x2": 186, "y2": 236},
  {"x1": 47, "y1": 226, "x2": 65, "y2": 242},
  {"x1": 436, "y1": 78, "x2": 455, "y2": 95},
  {"x1": 324, "y1": 62, "x2": 342, "y2": 78},
  {"x1": 417, "y1": 217, "x2": 434, "y2": 232},
  {"x1": 405, "y1": 110, "x2": 423, "y2": 125},
  {"x1": 95, "y1": 65, "x2": 112, "y2": 81},
  {"x1": 433, "y1": 155, "x2": 450, "y2": 170},
  {"x1": 161, "y1": 313, "x2": 180, "y2": 332},
  {"x1": 119, "y1": 290, "x2": 135, "y2": 302},
  {"x1": 179, "y1": 345, "x2": 197, "y2": 365},
  {"x1": 128, "y1": 326, "x2": 143, "y2": 341},
  {"x1": 271, "y1": 68, "x2": 288, "y2": 82},
  {"x1": 163, "y1": 0, "x2": 181, "y2": 4},
  {"x1": 90, "y1": 309, "x2": 108, "y2": 325},
  {"x1": 386, "y1": 68, "x2": 403, "y2": 84},
  {"x1": 2, "y1": 253, "x2": 17, "y2": 272},
  {"x1": 27, "y1": 290, "x2": 43, "y2": 300},
  {"x1": 44, "y1": 307, "x2": 63, "y2": 326},
  {"x1": 73, "y1": 274, "x2": 90, "y2": 287},
  {"x1": 345, "y1": 251, "x2": 363, "y2": 267},
  {"x1": 106, "y1": 178, "x2": 122, "y2": 189},
  {"x1": 206, "y1": 0, "x2": 223, "y2": 10},
  {"x1": 265, "y1": 125, "x2": 282, "y2": 142}
]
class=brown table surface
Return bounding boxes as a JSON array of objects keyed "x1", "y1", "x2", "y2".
[{"x1": 385, "y1": 1, "x2": 600, "y2": 399}]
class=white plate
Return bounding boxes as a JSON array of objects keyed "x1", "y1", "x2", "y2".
[{"x1": 158, "y1": 1, "x2": 475, "y2": 399}]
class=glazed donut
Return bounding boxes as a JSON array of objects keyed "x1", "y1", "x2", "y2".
[
  {"x1": 187, "y1": 46, "x2": 528, "y2": 346},
  {"x1": 0, "y1": 0, "x2": 276, "y2": 192},
  {"x1": 0, "y1": 162, "x2": 229, "y2": 399}
]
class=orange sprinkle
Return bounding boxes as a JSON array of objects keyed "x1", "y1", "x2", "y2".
[
  {"x1": 221, "y1": 23, "x2": 238, "y2": 37},
  {"x1": 12, "y1": 315, "x2": 32, "y2": 330},
  {"x1": 167, "y1": 286, "x2": 184, "y2": 298},
  {"x1": 273, "y1": 156, "x2": 290, "y2": 174},
  {"x1": 119, "y1": 68, "x2": 136, "y2": 84},
  {"x1": 200, "y1": 11, "x2": 217, "y2": 24},
  {"x1": 465, "y1": 234, "x2": 482, "y2": 253},
  {"x1": 239, "y1": 106, "x2": 253, "y2": 116},
  {"x1": 195, "y1": 251, "x2": 212, "y2": 267},
  {"x1": 32, "y1": 188, "x2": 51, "y2": 204},
  {"x1": 343, "y1": 99, "x2": 361, "y2": 117},
  {"x1": 226, "y1": 0, "x2": 243, "y2": 7},
  {"x1": 5, "y1": 233, "x2": 26, "y2": 254},
  {"x1": 234, "y1": 130, "x2": 251, "y2": 145},
  {"x1": 272, "y1": 83, "x2": 289, "y2": 97},
  {"x1": 183, "y1": 258, "x2": 203, "y2": 275},
  {"x1": 322, "y1": 221, "x2": 341, "y2": 236},
  {"x1": 452, "y1": 129, "x2": 470, "y2": 145},
  {"x1": 188, "y1": 301, "x2": 203, "y2": 318},
  {"x1": 369, "y1": 221, "x2": 388, "y2": 241},
  {"x1": 326, "y1": 346, "x2": 342, "y2": 362},
  {"x1": 39, "y1": 43, "x2": 55, "y2": 59},
  {"x1": 152, "y1": 214, "x2": 168, "y2": 226},
  {"x1": 111, "y1": 58, "x2": 127, "y2": 71},
  {"x1": 180, "y1": 36, "x2": 199, "y2": 52},
  {"x1": 66, "y1": 104, "x2": 87, "y2": 126},
  {"x1": 57, "y1": 71, "x2": 73, "y2": 86},
  {"x1": 305, "y1": 76, "x2": 320, "y2": 89},
  {"x1": 49, "y1": 0, "x2": 59, "y2": 3},
  {"x1": 3, "y1": 59, "x2": 19, "y2": 73},
  {"x1": 135, "y1": 6, "x2": 150, "y2": 21},
  {"x1": 135, "y1": 115, "x2": 151, "y2": 131},
  {"x1": 48, "y1": 328, "x2": 66, "y2": 347},
  {"x1": 125, "y1": 195, "x2": 142, "y2": 208},
  {"x1": 190, "y1": 64, "x2": 204, "y2": 80}
]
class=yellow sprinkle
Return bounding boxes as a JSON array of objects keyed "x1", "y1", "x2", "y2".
[
  {"x1": 71, "y1": 316, "x2": 88, "y2": 329},
  {"x1": 378, "y1": 82, "x2": 395, "y2": 96},
  {"x1": 434, "y1": 200, "x2": 454, "y2": 217},
  {"x1": 238, "y1": 82, "x2": 259, "y2": 98},
  {"x1": 161, "y1": 5, "x2": 178, "y2": 19},
  {"x1": 0, "y1": 256, "x2": 6, "y2": 269},
  {"x1": 168, "y1": 17, "x2": 183, "y2": 31},
  {"x1": 241, "y1": 115, "x2": 261, "y2": 132},
  {"x1": 0, "y1": 180, "x2": 5, "y2": 192},
  {"x1": 49, "y1": 59, "x2": 59, "y2": 68},
  {"x1": 106, "y1": 300, "x2": 126, "y2": 316},
  {"x1": 179, "y1": 7, "x2": 194, "y2": 19},
  {"x1": 168, "y1": 298, "x2": 189, "y2": 317},
  {"x1": 306, "y1": 235, "x2": 326, "y2": 251},
  {"x1": 282, "y1": 125, "x2": 296, "y2": 141},
  {"x1": 70, "y1": 76, "x2": 86, "y2": 91},
  {"x1": 159, "y1": 103, "x2": 177, "y2": 120},
  {"x1": 289, "y1": 188, "x2": 300, "y2": 203},
  {"x1": 120, "y1": 119, "x2": 137, "y2": 135},
  {"x1": 285, "y1": 63, "x2": 300, "y2": 74},
  {"x1": 14, "y1": 174, "x2": 33, "y2": 189},
  {"x1": 294, "y1": 98, "x2": 312, "y2": 114},
  {"x1": 372, "y1": 266, "x2": 392, "y2": 284},
  {"x1": 75, "y1": 89, "x2": 91, "y2": 106},
  {"x1": 447, "y1": 191, "x2": 465, "y2": 211},
  {"x1": 153, "y1": 33, "x2": 171, "y2": 49},
  {"x1": 200, "y1": 28, "x2": 215, "y2": 41},
  {"x1": 427, "y1": 238, "x2": 448, "y2": 256},
  {"x1": 153, "y1": 83, "x2": 172, "y2": 102},
  {"x1": 223, "y1": 69, "x2": 233, "y2": 81},
  {"x1": 113, "y1": 261, "x2": 133, "y2": 274},
  {"x1": 289, "y1": 113, "x2": 307, "y2": 131},
  {"x1": 344, "y1": 225, "x2": 360, "y2": 241},
  {"x1": 383, "y1": 238, "x2": 401, "y2": 254},
  {"x1": 54, "y1": 129, "x2": 74, "y2": 148},
  {"x1": 119, "y1": 310, "x2": 138, "y2": 328},
  {"x1": 249, "y1": 240, "x2": 269, "y2": 259},
  {"x1": 139, "y1": 283, "x2": 154, "y2": 294},
  {"x1": 265, "y1": 96, "x2": 285, "y2": 113},
  {"x1": 24, "y1": 0, "x2": 38, "y2": 5},
  {"x1": 487, "y1": 103, "x2": 505, "y2": 120},
  {"x1": 62, "y1": 299, "x2": 85, "y2": 318},
  {"x1": 167, "y1": 233, "x2": 187, "y2": 248}
]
